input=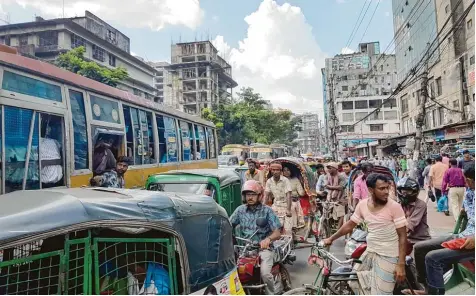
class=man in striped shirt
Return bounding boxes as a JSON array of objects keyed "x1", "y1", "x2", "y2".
[{"x1": 324, "y1": 173, "x2": 407, "y2": 295}]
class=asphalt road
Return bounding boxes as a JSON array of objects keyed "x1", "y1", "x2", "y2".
[{"x1": 286, "y1": 190, "x2": 456, "y2": 290}]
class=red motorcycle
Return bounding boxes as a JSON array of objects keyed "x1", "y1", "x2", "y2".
[{"x1": 235, "y1": 219, "x2": 295, "y2": 295}]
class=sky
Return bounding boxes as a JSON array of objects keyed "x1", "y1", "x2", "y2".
[{"x1": 0, "y1": 0, "x2": 395, "y2": 115}]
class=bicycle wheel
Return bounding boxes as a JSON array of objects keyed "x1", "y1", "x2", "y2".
[{"x1": 283, "y1": 287, "x2": 314, "y2": 295}]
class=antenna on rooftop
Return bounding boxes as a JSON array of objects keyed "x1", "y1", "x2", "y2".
[{"x1": 62, "y1": 0, "x2": 65, "y2": 18}]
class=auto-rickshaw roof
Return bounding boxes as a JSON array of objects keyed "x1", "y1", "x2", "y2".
[
  {"x1": 150, "y1": 169, "x2": 241, "y2": 187},
  {"x1": 0, "y1": 187, "x2": 228, "y2": 241}
]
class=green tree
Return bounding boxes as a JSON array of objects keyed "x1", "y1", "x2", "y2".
[
  {"x1": 202, "y1": 87, "x2": 302, "y2": 149},
  {"x1": 56, "y1": 46, "x2": 128, "y2": 87}
]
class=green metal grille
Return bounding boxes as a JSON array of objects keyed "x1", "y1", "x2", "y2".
[
  {"x1": 93, "y1": 238, "x2": 178, "y2": 295},
  {"x1": 64, "y1": 237, "x2": 91, "y2": 295},
  {"x1": 0, "y1": 249, "x2": 64, "y2": 295}
]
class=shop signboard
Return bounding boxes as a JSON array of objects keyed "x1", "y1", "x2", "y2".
[
  {"x1": 445, "y1": 125, "x2": 473, "y2": 140},
  {"x1": 434, "y1": 130, "x2": 445, "y2": 141}
]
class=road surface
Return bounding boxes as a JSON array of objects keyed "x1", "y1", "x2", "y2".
[{"x1": 287, "y1": 190, "x2": 455, "y2": 289}]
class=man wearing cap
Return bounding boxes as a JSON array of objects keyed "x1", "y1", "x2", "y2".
[
  {"x1": 324, "y1": 162, "x2": 348, "y2": 229},
  {"x1": 245, "y1": 158, "x2": 265, "y2": 187},
  {"x1": 264, "y1": 162, "x2": 293, "y2": 234}
]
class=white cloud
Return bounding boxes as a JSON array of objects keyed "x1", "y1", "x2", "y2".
[
  {"x1": 7, "y1": 0, "x2": 203, "y2": 30},
  {"x1": 341, "y1": 47, "x2": 355, "y2": 54},
  {"x1": 212, "y1": 0, "x2": 326, "y2": 114}
]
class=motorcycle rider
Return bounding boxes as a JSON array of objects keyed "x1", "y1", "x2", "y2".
[
  {"x1": 397, "y1": 177, "x2": 431, "y2": 251},
  {"x1": 230, "y1": 180, "x2": 282, "y2": 295}
]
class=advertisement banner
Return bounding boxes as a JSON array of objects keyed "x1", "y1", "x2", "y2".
[{"x1": 192, "y1": 268, "x2": 245, "y2": 295}]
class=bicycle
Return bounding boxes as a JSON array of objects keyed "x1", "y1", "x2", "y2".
[
  {"x1": 283, "y1": 242, "x2": 361, "y2": 295},
  {"x1": 314, "y1": 200, "x2": 342, "y2": 250}
]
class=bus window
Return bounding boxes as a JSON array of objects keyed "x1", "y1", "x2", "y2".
[
  {"x1": 156, "y1": 115, "x2": 178, "y2": 163},
  {"x1": 90, "y1": 95, "x2": 121, "y2": 124},
  {"x1": 188, "y1": 122, "x2": 197, "y2": 160},
  {"x1": 69, "y1": 90, "x2": 89, "y2": 170},
  {"x1": 2, "y1": 71, "x2": 62, "y2": 102},
  {"x1": 92, "y1": 128, "x2": 122, "y2": 176},
  {"x1": 179, "y1": 121, "x2": 191, "y2": 161},
  {"x1": 123, "y1": 106, "x2": 155, "y2": 165},
  {"x1": 40, "y1": 113, "x2": 64, "y2": 188},
  {"x1": 4, "y1": 107, "x2": 40, "y2": 193},
  {"x1": 207, "y1": 128, "x2": 216, "y2": 159},
  {"x1": 197, "y1": 125, "x2": 207, "y2": 159}
]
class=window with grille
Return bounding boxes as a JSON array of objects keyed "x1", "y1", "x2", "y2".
[
  {"x1": 436, "y1": 77, "x2": 442, "y2": 96},
  {"x1": 384, "y1": 111, "x2": 398, "y2": 120},
  {"x1": 355, "y1": 112, "x2": 368, "y2": 121},
  {"x1": 71, "y1": 34, "x2": 86, "y2": 50},
  {"x1": 369, "y1": 99, "x2": 382, "y2": 108},
  {"x1": 342, "y1": 113, "x2": 354, "y2": 122},
  {"x1": 371, "y1": 112, "x2": 383, "y2": 120},
  {"x1": 340, "y1": 125, "x2": 354, "y2": 133},
  {"x1": 342, "y1": 101, "x2": 354, "y2": 110},
  {"x1": 109, "y1": 54, "x2": 116, "y2": 67},
  {"x1": 92, "y1": 45, "x2": 105, "y2": 62},
  {"x1": 384, "y1": 98, "x2": 397, "y2": 108},
  {"x1": 401, "y1": 96, "x2": 408, "y2": 113},
  {"x1": 369, "y1": 124, "x2": 384, "y2": 132},
  {"x1": 355, "y1": 100, "x2": 368, "y2": 109}
]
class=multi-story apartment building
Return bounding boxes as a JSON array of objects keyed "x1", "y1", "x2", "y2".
[
  {"x1": 389, "y1": 0, "x2": 474, "y2": 154},
  {"x1": 322, "y1": 42, "x2": 400, "y2": 156},
  {"x1": 0, "y1": 11, "x2": 158, "y2": 100},
  {"x1": 296, "y1": 112, "x2": 320, "y2": 154},
  {"x1": 166, "y1": 41, "x2": 238, "y2": 115},
  {"x1": 148, "y1": 61, "x2": 178, "y2": 108}
]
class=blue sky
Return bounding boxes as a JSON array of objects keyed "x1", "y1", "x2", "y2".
[{"x1": 1, "y1": 0, "x2": 396, "y2": 113}]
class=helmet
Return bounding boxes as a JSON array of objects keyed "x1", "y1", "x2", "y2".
[
  {"x1": 396, "y1": 177, "x2": 419, "y2": 205},
  {"x1": 241, "y1": 180, "x2": 263, "y2": 203}
]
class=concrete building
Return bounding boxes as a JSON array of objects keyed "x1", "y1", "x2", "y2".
[
  {"x1": 166, "y1": 41, "x2": 238, "y2": 115},
  {"x1": 385, "y1": 0, "x2": 475, "y2": 155},
  {"x1": 0, "y1": 11, "x2": 158, "y2": 100},
  {"x1": 148, "y1": 61, "x2": 179, "y2": 108},
  {"x1": 296, "y1": 112, "x2": 320, "y2": 154},
  {"x1": 322, "y1": 42, "x2": 401, "y2": 157}
]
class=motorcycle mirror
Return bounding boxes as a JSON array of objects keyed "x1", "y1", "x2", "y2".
[{"x1": 256, "y1": 217, "x2": 268, "y2": 228}]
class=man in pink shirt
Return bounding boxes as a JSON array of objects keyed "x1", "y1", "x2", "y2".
[
  {"x1": 352, "y1": 162, "x2": 374, "y2": 208},
  {"x1": 442, "y1": 153, "x2": 450, "y2": 166},
  {"x1": 324, "y1": 173, "x2": 407, "y2": 294}
]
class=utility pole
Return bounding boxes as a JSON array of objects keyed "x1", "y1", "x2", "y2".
[
  {"x1": 328, "y1": 74, "x2": 339, "y2": 160},
  {"x1": 413, "y1": 43, "x2": 431, "y2": 162}
]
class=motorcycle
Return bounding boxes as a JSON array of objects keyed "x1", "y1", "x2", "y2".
[{"x1": 235, "y1": 218, "x2": 296, "y2": 295}]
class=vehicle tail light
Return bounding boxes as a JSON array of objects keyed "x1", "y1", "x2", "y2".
[{"x1": 351, "y1": 243, "x2": 367, "y2": 259}]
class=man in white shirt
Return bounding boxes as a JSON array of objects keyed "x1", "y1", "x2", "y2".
[{"x1": 40, "y1": 137, "x2": 63, "y2": 185}]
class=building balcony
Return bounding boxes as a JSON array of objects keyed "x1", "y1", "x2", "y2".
[{"x1": 35, "y1": 44, "x2": 59, "y2": 53}]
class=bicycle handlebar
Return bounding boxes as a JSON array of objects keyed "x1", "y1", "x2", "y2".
[{"x1": 315, "y1": 242, "x2": 360, "y2": 265}]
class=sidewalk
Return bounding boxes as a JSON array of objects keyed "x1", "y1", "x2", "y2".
[{"x1": 418, "y1": 190, "x2": 455, "y2": 237}]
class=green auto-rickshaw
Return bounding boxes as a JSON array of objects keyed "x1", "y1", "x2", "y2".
[{"x1": 145, "y1": 169, "x2": 243, "y2": 215}]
